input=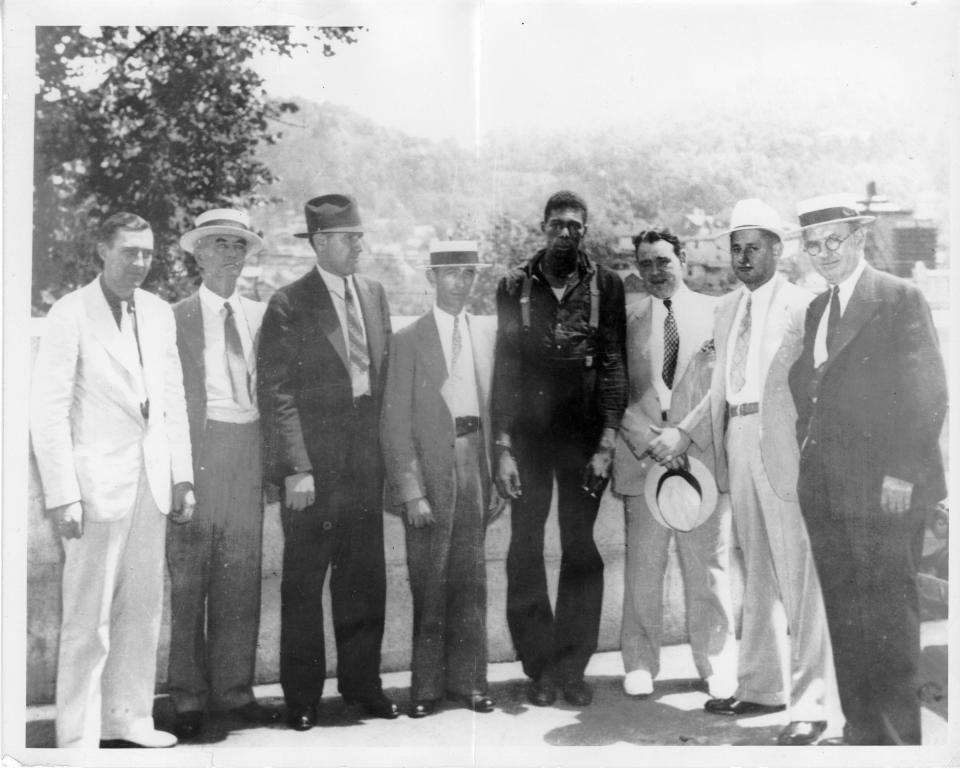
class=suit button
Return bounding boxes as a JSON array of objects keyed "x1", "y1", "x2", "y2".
[
  {"x1": 811, "y1": 396, "x2": 817, "y2": 403},
  {"x1": 322, "y1": 521, "x2": 333, "y2": 531}
]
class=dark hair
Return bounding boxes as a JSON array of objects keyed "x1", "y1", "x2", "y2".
[
  {"x1": 98, "y1": 212, "x2": 151, "y2": 246},
  {"x1": 543, "y1": 191, "x2": 588, "y2": 223},
  {"x1": 633, "y1": 227, "x2": 683, "y2": 258}
]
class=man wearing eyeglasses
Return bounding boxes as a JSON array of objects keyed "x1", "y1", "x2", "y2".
[
  {"x1": 31, "y1": 213, "x2": 195, "y2": 747},
  {"x1": 788, "y1": 194, "x2": 946, "y2": 745},
  {"x1": 258, "y1": 194, "x2": 397, "y2": 731},
  {"x1": 492, "y1": 190, "x2": 628, "y2": 708},
  {"x1": 165, "y1": 209, "x2": 280, "y2": 740},
  {"x1": 650, "y1": 199, "x2": 833, "y2": 745}
]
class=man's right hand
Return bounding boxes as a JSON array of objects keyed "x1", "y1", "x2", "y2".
[
  {"x1": 495, "y1": 450, "x2": 522, "y2": 499},
  {"x1": 51, "y1": 501, "x2": 83, "y2": 539},
  {"x1": 405, "y1": 497, "x2": 436, "y2": 528},
  {"x1": 284, "y1": 472, "x2": 316, "y2": 511}
]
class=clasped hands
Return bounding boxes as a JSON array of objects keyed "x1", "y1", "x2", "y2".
[{"x1": 645, "y1": 426, "x2": 691, "y2": 470}]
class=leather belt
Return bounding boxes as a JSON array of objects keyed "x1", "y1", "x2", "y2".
[
  {"x1": 661, "y1": 410, "x2": 669, "y2": 422},
  {"x1": 727, "y1": 402, "x2": 759, "y2": 418},
  {"x1": 455, "y1": 415, "x2": 481, "y2": 437}
]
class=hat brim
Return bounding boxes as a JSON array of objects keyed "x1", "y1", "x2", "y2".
[
  {"x1": 714, "y1": 224, "x2": 797, "y2": 242},
  {"x1": 180, "y1": 226, "x2": 264, "y2": 254},
  {"x1": 294, "y1": 225, "x2": 365, "y2": 238},
  {"x1": 643, "y1": 456, "x2": 718, "y2": 532},
  {"x1": 423, "y1": 261, "x2": 492, "y2": 269},
  {"x1": 798, "y1": 214, "x2": 875, "y2": 231}
]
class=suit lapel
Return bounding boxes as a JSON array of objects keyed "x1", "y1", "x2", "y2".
[
  {"x1": 418, "y1": 312, "x2": 448, "y2": 386},
  {"x1": 713, "y1": 288, "x2": 741, "y2": 367},
  {"x1": 758, "y1": 275, "x2": 789, "y2": 378},
  {"x1": 306, "y1": 269, "x2": 349, "y2": 374},
  {"x1": 180, "y1": 292, "x2": 205, "y2": 375},
  {"x1": 355, "y1": 276, "x2": 384, "y2": 379},
  {"x1": 823, "y1": 265, "x2": 882, "y2": 372},
  {"x1": 467, "y1": 314, "x2": 493, "y2": 410},
  {"x1": 83, "y1": 281, "x2": 144, "y2": 411}
]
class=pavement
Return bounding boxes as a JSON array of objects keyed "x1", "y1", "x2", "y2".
[{"x1": 21, "y1": 620, "x2": 948, "y2": 764}]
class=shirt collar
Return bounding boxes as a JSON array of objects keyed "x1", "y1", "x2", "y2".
[
  {"x1": 199, "y1": 282, "x2": 241, "y2": 313},
  {"x1": 433, "y1": 304, "x2": 468, "y2": 328},
  {"x1": 99, "y1": 274, "x2": 134, "y2": 311},
  {"x1": 315, "y1": 264, "x2": 353, "y2": 298},
  {"x1": 529, "y1": 248, "x2": 593, "y2": 284},
  {"x1": 833, "y1": 258, "x2": 867, "y2": 303}
]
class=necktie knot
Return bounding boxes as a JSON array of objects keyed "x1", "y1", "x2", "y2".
[
  {"x1": 663, "y1": 298, "x2": 672, "y2": 311},
  {"x1": 224, "y1": 300, "x2": 234, "y2": 317}
]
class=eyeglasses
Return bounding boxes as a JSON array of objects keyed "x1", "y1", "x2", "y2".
[
  {"x1": 545, "y1": 219, "x2": 584, "y2": 236},
  {"x1": 802, "y1": 229, "x2": 857, "y2": 257}
]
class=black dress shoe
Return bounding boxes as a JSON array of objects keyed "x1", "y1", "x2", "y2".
[
  {"x1": 527, "y1": 675, "x2": 557, "y2": 707},
  {"x1": 409, "y1": 700, "x2": 437, "y2": 718},
  {"x1": 173, "y1": 710, "x2": 204, "y2": 740},
  {"x1": 229, "y1": 701, "x2": 282, "y2": 724},
  {"x1": 704, "y1": 696, "x2": 786, "y2": 716},
  {"x1": 344, "y1": 692, "x2": 400, "y2": 719},
  {"x1": 446, "y1": 692, "x2": 495, "y2": 713},
  {"x1": 286, "y1": 704, "x2": 318, "y2": 731},
  {"x1": 777, "y1": 720, "x2": 828, "y2": 745},
  {"x1": 562, "y1": 679, "x2": 594, "y2": 707}
]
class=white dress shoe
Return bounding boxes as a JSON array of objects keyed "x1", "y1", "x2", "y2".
[
  {"x1": 623, "y1": 669, "x2": 654, "y2": 696},
  {"x1": 119, "y1": 727, "x2": 177, "y2": 748},
  {"x1": 705, "y1": 673, "x2": 737, "y2": 699}
]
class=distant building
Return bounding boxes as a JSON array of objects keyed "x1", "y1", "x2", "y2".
[{"x1": 858, "y1": 181, "x2": 939, "y2": 278}]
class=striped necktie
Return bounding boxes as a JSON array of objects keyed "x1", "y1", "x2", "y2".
[
  {"x1": 343, "y1": 278, "x2": 370, "y2": 374},
  {"x1": 730, "y1": 294, "x2": 751, "y2": 393}
]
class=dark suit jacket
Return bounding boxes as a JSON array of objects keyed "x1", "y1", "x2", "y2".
[
  {"x1": 789, "y1": 264, "x2": 946, "y2": 515},
  {"x1": 257, "y1": 267, "x2": 392, "y2": 489}
]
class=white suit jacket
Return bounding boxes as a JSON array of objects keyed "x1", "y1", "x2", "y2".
[{"x1": 31, "y1": 278, "x2": 193, "y2": 521}]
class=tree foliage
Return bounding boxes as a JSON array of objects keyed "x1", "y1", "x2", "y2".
[{"x1": 33, "y1": 25, "x2": 361, "y2": 313}]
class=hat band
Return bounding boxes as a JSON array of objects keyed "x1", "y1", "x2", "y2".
[
  {"x1": 798, "y1": 206, "x2": 860, "y2": 228},
  {"x1": 196, "y1": 219, "x2": 254, "y2": 233},
  {"x1": 656, "y1": 468, "x2": 702, "y2": 499},
  {"x1": 431, "y1": 252, "x2": 479, "y2": 267}
]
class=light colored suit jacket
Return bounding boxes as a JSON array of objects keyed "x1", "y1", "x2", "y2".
[
  {"x1": 613, "y1": 291, "x2": 720, "y2": 496},
  {"x1": 679, "y1": 274, "x2": 812, "y2": 500},
  {"x1": 31, "y1": 278, "x2": 193, "y2": 522},
  {"x1": 381, "y1": 312, "x2": 497, "y2": 520}
]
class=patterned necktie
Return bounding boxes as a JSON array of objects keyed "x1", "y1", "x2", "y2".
[
  {"x1": 224, "y1": 301, "x2": 252, "y2": 409},
  {"x1": 730, "y1": 294, "x2": 752, "y2": 393},
  {"x1": 451, "y1": 314, "x2": 462, "y2": 371},
  {"x1": 662, "y1": 298, "x2": 679, "y2": 389},
  {"x1": 343, "y1": 278, "x2": 370, "y2": 374},
  {"x1": 826, "y1": 285, "x2": 841, "y2": 356}
]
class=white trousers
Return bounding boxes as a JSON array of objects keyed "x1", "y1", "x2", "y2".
[{"x1": 56, "y1": 467, "x2": 166, "y2": 747}]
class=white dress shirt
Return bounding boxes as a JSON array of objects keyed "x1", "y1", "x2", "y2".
[
  {"x1": 199, "y1": 283, "x2": 259, "y2": 423},
  {"x1": 316, "y1": 265, "x2": 371, "y2": 398},
  {"x1": 433, "y1": 305, "x2": 480, "y2": 418},
  {"x1": 650, "y1": 283, "x2": 705, "y2": 411},
  {"x1": 725, "y1": 278, "x2": 777, "y2": 406},
  {"x1": 813, "y1": 257, "x2": 867, "y2": 367}
]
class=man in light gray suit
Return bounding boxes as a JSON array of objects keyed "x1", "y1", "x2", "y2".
[
  {"x1": 167, "y1": 209, "x2": 280, "y2": 739},
  {"x1": 651, "y1": 199, "x2": 834, "y2": 746}
]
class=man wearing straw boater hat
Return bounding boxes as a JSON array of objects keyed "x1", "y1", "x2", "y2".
[
  {"x1": 381, "y1": 241, "x2": 503, "y2": 718},
  {"x1": 612, "y1": 227, "x2": 737, "y2": 703},
  {"x1": 652, "y1": 199, "x2": 834, "y2": 746},
  {"x1": 789, "y1": 194, "x2": 946, "y2": 745},
  {"x1": 166, "y1": 208, "x2": 281, "y2": 740},
  {"x1": 258, "y1": 194, "x2": 398, "y2": 730}
]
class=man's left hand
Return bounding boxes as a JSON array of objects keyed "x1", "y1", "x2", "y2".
[
  {"x1": 648, "y1": 426, "x2": 692, "y2": 469},
  {"x1": 585, "y1": 427, "x2": 617, "y2": 480},
  {"x1": 170, "y1": 482, "x2": 196, "y2": 524},
  {"x1": 880, "y1": 475, "x2": 913, "y2": 516}
]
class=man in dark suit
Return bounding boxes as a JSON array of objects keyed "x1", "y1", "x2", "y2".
[
  {"x1": 166, "y1": 208, "x2": 280, "y2": 739},
  {"x1": 258, "y1": 194, "x2": 397, "y2": 731},
  {"x1": 789, "y1": 194, "x2": 947, "y2": 745}
]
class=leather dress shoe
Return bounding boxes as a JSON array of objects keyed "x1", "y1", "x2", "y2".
[
  {"x1": 527, "y1": 675, "x2": 557, "y2": 707},
  {"x1": 562, "y1": 679, "x2": 594, "y2": 707},
  {"x1": 100, "y1": 727, "x2": 177, "y2": 748},
  {"x1": 777, "y1": 720, "x2": 828, "y2": 745},
  {"x1": 704, "y1": 696, "x2": 786, "y2": 716},
  {"x1": 173, "y1": 710, "x2": 204, "y2": 740},
  {"x1": 286, "y1": 704, "x2": 318, "y2": 731},
  {"x1": 447, "y1": 692, "x2": 495, "y2": 713},
  {"x1": 409, "y1": 700, "x2": 437, "y2": 718},
  {"x1": 230, "y1": 701, "x2": 282, "y2": 724},
  {"x1": 344, "y1": 692, "x2": 400, "y2": 719}
]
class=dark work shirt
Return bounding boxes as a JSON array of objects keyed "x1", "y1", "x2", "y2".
[
  {"x1": 99, "y1": 274, "x2": 134, "y2": 329},
  {"x1": 491, "y1": 249, "x2": 628, "y2": 437}
]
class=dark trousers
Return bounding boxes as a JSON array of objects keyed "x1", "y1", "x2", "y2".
[
  {"x1": 506, "y1": 429, "x2": 604, "y2": 682},
  {"x1": 801, "y1": 472, "x2": 925, "y2": 745},
  {"x1": 166, "y1": 420, "x2": 263, "y2": 712},
  {"x1": 279, "y1": 399, "x2": 387, "y2": 708},
  {"x1": 406, "y1": 432, "x2": 488, "y2": 700}
]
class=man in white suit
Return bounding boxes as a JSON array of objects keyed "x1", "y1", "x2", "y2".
[
  {"x1": 612, "y1": 228, "x2": 737, "y2": 700},
  {"x1": 166, "y1": 209, "x2": 280, "y2": 739},
  {"x1": 650, "y1": 199, "x2": 834, "y2": 746},
  {"x1": 31, "y1": 212, "x2": 195, "y2": 749}
]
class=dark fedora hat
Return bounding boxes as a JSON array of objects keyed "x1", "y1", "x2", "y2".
[{"x1": 294, "y1": 194, "x2": 364, "y2": 238}]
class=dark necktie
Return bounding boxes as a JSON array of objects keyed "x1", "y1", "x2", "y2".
[
  {"x1": 224, "y1": 301, "x2": 252, "y2": 409},
  {"x1": 343, "y1": 278, "x2": 370, "y2": 374},
  {"x1": 662, "y1": 298, "x2": 679, "y2": 389},
  {"x1": 730, "y1": 294, "x2": 752, "y2": 393},
  {"x1": 121, "y1": 300, "x2": 149, "y2": 419},
  {"x1": 826, "y1": 285, "x2": 841, "y2": 356}
]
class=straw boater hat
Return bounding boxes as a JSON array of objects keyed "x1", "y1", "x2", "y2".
[
  {"x1": 719, "y1": 198, "x2": 794, "y2": 241},
  {"x1": 179, "y1": 209, "x2": 264, "y2": 254},
  {"x1": 295, "y1": 193, "x2": 364, "y2": 238},
  {"x1": 643, "y1": 457, "x2": 719, "y2": 533},
  {"x1": 427, "y1": 240, "x2": 491, "y2": 268},
  {"x1": 796, "y1": 193, "x2": 875, "y2": 230}
]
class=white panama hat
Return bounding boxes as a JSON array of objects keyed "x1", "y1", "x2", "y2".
[{"x1": 179, "y1": 208, "x2": 264, "y2": 254}]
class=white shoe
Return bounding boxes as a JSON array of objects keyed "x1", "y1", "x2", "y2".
[
  {"x1": 706, "y1": 673, "x2": 737, "y2": 699},
  {"x1": 623, "y1": 670, "x2": 654, "y2": 697},
  {"x1": 118, "y1": 727, "x2": 177, "y2": 748}
]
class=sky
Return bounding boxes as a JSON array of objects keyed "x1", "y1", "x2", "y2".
[{"x1": 253, "y1": 0, "x2": 960, "y2": 149}]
